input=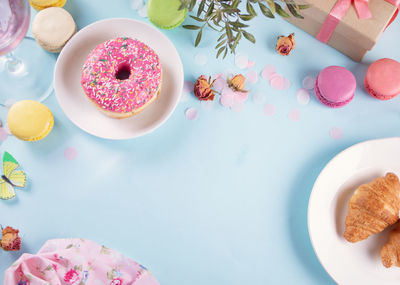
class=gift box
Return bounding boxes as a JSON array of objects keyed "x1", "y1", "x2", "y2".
[{"x1": 285, "y1": 0, "x2": 398, "y2": 62}]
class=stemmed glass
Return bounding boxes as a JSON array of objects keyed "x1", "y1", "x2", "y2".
[{"x1": 0, "y1": 0, "x2": 55, "y2": 105}]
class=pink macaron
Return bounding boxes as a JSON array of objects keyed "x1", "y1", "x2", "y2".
[
  {"x1": 314, "y1": 66, "x2": 356, "y2": 108},
  {"x1": 364, "y1": 58, "x2": 400, "y2": 100}
]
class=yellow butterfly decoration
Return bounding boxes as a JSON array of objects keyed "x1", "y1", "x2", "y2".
[{"x1": 0, "y1": 152, "x2": 26, "y2": 200}]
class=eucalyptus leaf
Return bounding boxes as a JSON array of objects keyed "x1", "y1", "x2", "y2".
[
  {"x1": 182, "y1": 25, "x2": 201, "y2": 30},
  {"x1": 195, "y1": 29, "x2": 203, "y2": 46},
  {"x1": 243, "y1": 30, "x2": 255, "y2": 43}
]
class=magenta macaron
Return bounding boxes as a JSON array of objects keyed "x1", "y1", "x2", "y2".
[
  {"x1": 364, "y1": 58, "x2": 400, "y2": 100},
  {"x1": 314, "y1": 66, "x2": 356, "y2": 108}
]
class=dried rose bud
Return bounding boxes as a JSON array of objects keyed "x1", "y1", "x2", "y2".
[
  {"x1": 0, "y1": 226, "x2": 21, "y2": 251},
  {"x1": 228, "y1": 74, "x2": 246, "y2": 92},
  {"x1": 194, "y1": 75, "x2": 215, "y2": 101},
  {"x1": 276, "y1": 33, "x2": 295, "y2": 56}
]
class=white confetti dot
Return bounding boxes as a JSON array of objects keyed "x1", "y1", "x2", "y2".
[
  {"x1": 138, "y1": 5, "x2": 147, "y2": 17},
  {"x1": 296, "y1": 88, "x2": 310, "y2": 105},
  {"x1": 252, "y1": 91, "x2": 265, "y2": 105},
  {"x1": 194, "y1": 53, "x2": 208, "y2": 66},
  {"x1": 235, "y1": 54, "x2": 248, "y2": 69},
  {"x1": 5, "y1": 98, "x2": 16, "y2": 108},
  {"x1": 246, "y1": 70, "x2": 258, "y2": 84},
  {"x1": 303, "y1": 75, "x2": 316, "y2": 90},
  {"x1": 185, "y1": 107, "x2": 198, "y2": 120},
  {"x1": 131, "y1": 0, "x2": 144, "y2": 9},
  {"x1": 201, "y1": 100, "x2": 214, "y2": 110}
]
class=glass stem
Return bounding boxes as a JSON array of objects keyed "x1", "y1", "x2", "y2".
[{"x1": 6, "y1": 52, "x2": 24, "y2": 73}]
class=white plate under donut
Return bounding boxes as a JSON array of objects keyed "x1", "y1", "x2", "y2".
[
  {"x1": 309, "y1": 137, "x2": 400, "y2": 285},
  {"x1": 54, "y1": 18, "x2": 184, "y2": 139}
]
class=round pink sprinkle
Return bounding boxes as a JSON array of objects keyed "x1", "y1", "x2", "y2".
[
  {"x1": 263, "y1": 104, "x2": 275, "y2": 116},
  {"x1": 231, "y1": 102, "x2": 244, "y2": 112},
  {"x1": 183, "y1": 80, "x2": 194, "y2": 94},
  {"x1": 64, "y1": 147, "x2": 78, "y2": 160},
  {"x1": 247, "y1": 61, "x2": 255, "y2": 68},
  {"x1": 288, "y1": 109, "x2": 301, "y2": 121},
  {"x1": 261, "y1": 64, "x2": 276, "y2": 80},
  {"x1": 235, "y1": 54, "x2": 248, "y2": 69},
  {"x1": 303, "y1": 75, "x2": 316, "y2": 90},
  {"x1": 0, "y1": 128, "x2": 9, "y2": 142},
  {"x1": 270, "y1": 75, "x2": 285, "y2": 89},
  {"x1": 330, "y1": 127, "x2": 343, "y2": 140},
  {"x1": 246, "y1": 71, "x2": 258, "y2": 84},
  {"x1": 296, "y1": 88, "x2": 310, "y2": 105},
  {"x1": 185, "y1": 107, "x2": 198, "y2": 120}
]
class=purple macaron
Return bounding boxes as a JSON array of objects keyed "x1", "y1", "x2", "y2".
[{"x1": 315, "y1": 66, "x2": 356, "y2": 108}]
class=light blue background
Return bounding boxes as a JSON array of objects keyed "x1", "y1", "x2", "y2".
[{"x1": 1, "y1": 1, "x2": 400, "y2": 284}]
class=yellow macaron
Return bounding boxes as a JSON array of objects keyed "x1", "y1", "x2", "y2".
[
  {"x1": 7, "y1": 100, "x2": 54, "y2": 141},
  {"x1": 29, "y1": 0, "x2": 67, "y2": 11}
]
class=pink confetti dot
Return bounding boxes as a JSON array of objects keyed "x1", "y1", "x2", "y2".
[
  {"x1": 247, "y1": 61, "x2": 255, "y2": 68},
  {"x1": 231, "y1": 102, "x2": 244, "y2": 112},
  {"x1": 235, "y1": 54, "x2": 248, "y2": 69},
  {"x1": 330, "y1": 127, "x2": 343, "y2": 140},
  {"x1": 0, "y1": 128, "x2": 9, "y2": 142},
  {"x1": 234, "y1": 91, "x2": 249, "y2": 103},
  {"x1": 220, "y1": 88, "x2": 234, "y2": 107},
  {"x1": 246, "y1": 70, "x2": 258, "y2": 84},
  {"x1": 183, "y1": 80, "x2": 194, "y2": 94},
  {"x1": 263, "y1": 104, "x2": 275, "y2": 116},
  {"x1": 303, "y1": 75, "x2": 316, "y2": 90},
  {"x1": 185, "y1": 107, "x2": 198, "y2": 120},
  {"x1": 270, "y1": 75, "x2": 285, "y2": 89},
  {"x1": 283, "y1": 78, "x2": 291, "y2": 90},
  {"x1": 288, "y1": 109, "x2": 301, "y2": 121},
  {"x1": 261, "y1": 64, "x2": 276, "y2": 80},
  {"x1": 213, "y1": 77, "x2": 227, "y2": 93},
  {"x1": 296, "y1": 88, "x2": 310, "y2": 105},
  {"x1": 64, "y1": 147, "x2": 78, "y2": 160}
]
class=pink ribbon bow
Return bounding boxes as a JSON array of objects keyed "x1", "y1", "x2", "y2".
[{"x1": 316, "y1": 0, "x2": 372, "y2": 43}]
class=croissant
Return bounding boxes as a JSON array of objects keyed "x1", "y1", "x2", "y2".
[
  {"x1": 381, "y1": 221, "x2": 400, "y2": 268},
  {"x1": 344, "y1": 172, "x2": 400, "y2": 243}
]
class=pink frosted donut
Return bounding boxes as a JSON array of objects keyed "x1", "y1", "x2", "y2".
[{"x1": 81, "y1": 37, "x2": 162, "y2": 118}]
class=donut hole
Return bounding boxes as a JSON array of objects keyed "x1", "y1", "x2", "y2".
[{"x1": 115, "y1": 63, "x2": 131, "y2": 80}]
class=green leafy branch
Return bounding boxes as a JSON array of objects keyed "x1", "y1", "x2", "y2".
[{"x1": 180, "y1": 0, "x2": 308, "y2": 59}]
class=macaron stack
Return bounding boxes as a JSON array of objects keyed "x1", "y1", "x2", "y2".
[{"x1": 29, "y1": 0, "x2": 66, "y2": 10}]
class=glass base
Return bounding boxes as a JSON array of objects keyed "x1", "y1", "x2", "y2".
[{"x1": 0, "y1": 37, "x2": 55, "y2": 105}]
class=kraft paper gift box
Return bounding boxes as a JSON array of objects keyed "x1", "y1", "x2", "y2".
[{"x1": 285, "y1": 0, "x2": 398, "y2": 62}]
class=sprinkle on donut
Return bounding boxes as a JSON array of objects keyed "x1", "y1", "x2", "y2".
[{"x1": 81, "y1": 37, "x2": 162, "y2": 114}]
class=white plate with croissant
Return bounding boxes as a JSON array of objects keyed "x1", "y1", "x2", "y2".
[{"x1": 309, "y1": 137, "x2": 400, "y2": 284}]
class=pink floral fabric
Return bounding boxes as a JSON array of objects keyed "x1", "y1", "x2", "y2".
[{"x1": 4, "y1": 238, "x2": 159, "y2": 285}]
